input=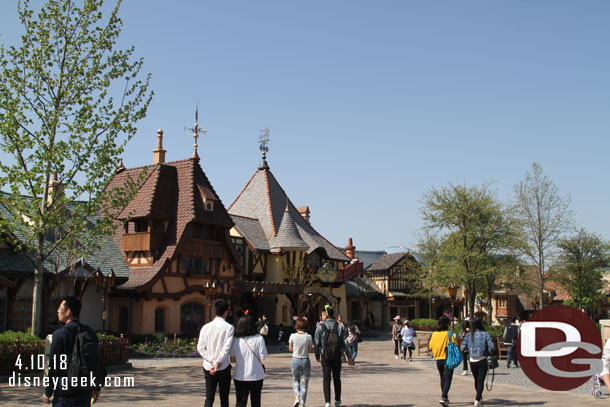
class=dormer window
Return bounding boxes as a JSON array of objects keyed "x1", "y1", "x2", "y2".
[{"x1": 205, "y1": 201, "x2": 214, "y2": 211}]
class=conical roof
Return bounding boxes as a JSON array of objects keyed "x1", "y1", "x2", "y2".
[
  {"x1": 271, "y1": 204, "x2": 309, "y2": 250},
  {"x1": 228, "y1": 167, "x2": 349, "y2": 261}
]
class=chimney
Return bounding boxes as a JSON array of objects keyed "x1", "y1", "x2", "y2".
[
  {"x1": 298, "y1": 206, "x2": 310, "y2": 224},
  {"x1": 153, "y1": 129, "x2": 166, "y2": 164},
  {"x1": 345, "y1": 238, "x2": 356, "y2": 260}
]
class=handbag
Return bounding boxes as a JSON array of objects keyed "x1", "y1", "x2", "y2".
[
  {"x1": 445, "y1": 331, "x2": 463, "y2": 369},
  {"x1": 485, "y1": 333, "x2": 497, "y2": 391},
  {"x1": 242, "y1": 337, "x2": 265, "y2": 372}
]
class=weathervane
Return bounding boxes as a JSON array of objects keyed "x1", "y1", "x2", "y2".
[
  {"x1": 258, "y1": 127, "x2": 270, "y2": 170},
  {"x1": 185, "y1": 102, "x2": 207, "y2": 160}
]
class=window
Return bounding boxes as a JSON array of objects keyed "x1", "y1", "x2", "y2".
[
  {"x1": 155, "y1": 308, "x2": 165, "y2": 333},
  {"x1": 182, "y1": 257, "x2": 208, "y2": 273},
  {"x1": 181, "y1": 302, "x2": 206, "y2": 334},
  {"x1": 188, "y1": 223, "x2": 209, "y2": 240},
  {"x1": 205, "y1": 201, "x2": 214, "y2": 211},
  {"x1": 134, "y1": 219, "x2": 148, "y2": 233}
]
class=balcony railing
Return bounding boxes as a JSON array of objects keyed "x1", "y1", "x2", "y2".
[{"x1": 122, "y1": 232, "x2": 163, "y2": 252}]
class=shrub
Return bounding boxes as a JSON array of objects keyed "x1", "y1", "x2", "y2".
[
  {"x1": 0, "y1": 330, "x2": 43, "y2": 343},
  {"x1": 411, "y1": 318, "x2": 438, "y2": 331}
]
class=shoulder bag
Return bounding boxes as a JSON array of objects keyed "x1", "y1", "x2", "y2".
[
  {"x1": 242, "y1": 337, "x2": 265, "y2": 372},
  {"x1": 445, "y1": 331, "x2": 463, "y2": 369}
]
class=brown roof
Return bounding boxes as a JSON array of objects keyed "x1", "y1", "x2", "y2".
[{"x1": 105, "y1": 158, "x2": 236, "y2": 290}]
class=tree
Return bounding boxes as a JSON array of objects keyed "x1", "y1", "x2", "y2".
[
  {"x1": 0, "y1": 0, "x2": 152, "y2": 336},
  {"x1": 554, "y1": 229, "x2": 610, "y2": 311},
  {"x1": 420, "y1": 182, "x2": 517, "y2": 320},
  {"x1": 513, "y1": 162, "x2": 573, "y2": 309}
]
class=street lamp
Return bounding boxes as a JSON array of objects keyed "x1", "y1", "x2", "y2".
[
  {"x1": 448, "y1": 283, "x2": 457, "y2": 329},
  {"x1": 94, "y1": 268, "x2": 116, "y2": 332}
]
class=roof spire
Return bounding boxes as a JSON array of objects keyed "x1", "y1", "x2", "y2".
[
  {"x1": 185, "y1": 102, "x2": 207, "y2": 160},
  {"x1": 258, "y1": 127, "x2": 270, "y2": 170}
]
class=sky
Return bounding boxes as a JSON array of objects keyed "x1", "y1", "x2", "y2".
[{"x1": 1, "y1": 1, "x2": 609, "y2": 251}]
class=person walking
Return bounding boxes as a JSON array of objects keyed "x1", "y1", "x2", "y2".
[
  {"x1": 314, "y1": 306, "x2": 347, "y2": 407},
  {"x1": 429, "y1": 316, "x2": 456, "y2": 407},
  {"x1": 459, "y1": 320, "x2": 471, "y2": 375},
  {"x1": 503, "y1": 317, "x2": 520, "y2": 368},
  {"x1": 400, "y1": 320, "x2": 415, "y2": 361},
  {"x1": 392, "y1": 316, "x2": 403, "y2": 359},
  {"x1": 289, "y1": 316, "x2": 313, "y2": 407},
  {"x1": 43, "y1": 296, "x2": 104, "y2": 406},
  {"x1": 461, "y1": 317, "x2": 495, "y2": 407},
  {"x1": 197, "y1": 299, "x2": 234, "y2": 407},
  {"x1": 230, "y1": 312, "x2": 267, "y2": 407},
  {"x1": 346, "y1": 324, "x2": 361, "y2": 364}
]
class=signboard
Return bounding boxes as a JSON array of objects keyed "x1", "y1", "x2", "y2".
[{"x1": 317, "y1": 267, "x2": 338, "y2": 283}]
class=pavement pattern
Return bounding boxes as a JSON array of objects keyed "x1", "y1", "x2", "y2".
[{"x1": 1, "y1": 333, "x2": 606, "y2": 406}]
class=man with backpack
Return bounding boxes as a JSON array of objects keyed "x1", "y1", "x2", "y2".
[
  {"x1": 43, "y1": 296, "x2": 105, "y2": 406},
  {"x1": 314, "y1": 306, "x2": 347, "y2": 407}
]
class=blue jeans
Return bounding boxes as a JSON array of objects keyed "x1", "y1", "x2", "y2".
[
  {"x1": 347, "y1": 342, "x2": 358, "y2": 361},
  {"x1": 52, "y1": 392, "x2": 92, "y2": 407},
  {"x1": 291, "y1": 357, "x2": 311, "y2": 404},
  {"x1": 507, "y1": 344, "x2": 519, "y2": 366}
]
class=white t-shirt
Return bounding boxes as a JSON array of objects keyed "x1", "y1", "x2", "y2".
[
  {"x1": 289, "y1": 332, "x2": 313, "y2": 359},
  {"x1": 230, "y1": 335, "x2": 267, "y2": 381},
  {"x1": 602, "y1": 338, "x2": 610, "y2": 375}
]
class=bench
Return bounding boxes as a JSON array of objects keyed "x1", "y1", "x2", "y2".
[
  {"x1": 415, "y1": 332, "x2": 433, "y2": 356},
  {"x1": 496, "y1": 337, "x2": 508, "y2": 360}
]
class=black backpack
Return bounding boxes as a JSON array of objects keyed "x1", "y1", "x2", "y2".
[
  {"x1": 65, "y1": 323, "x2": 107, "y2": 395},
  {"x1": 320, "y1": 322, "x2": 342, "y2": 362}
]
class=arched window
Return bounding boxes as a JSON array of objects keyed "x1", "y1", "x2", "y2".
[
  {"x1": 155, "y1": 308, "x2": 165, "y2": 333},
  {"x1": 181, "y1": 302, "x2": 206, "y2": 334}
]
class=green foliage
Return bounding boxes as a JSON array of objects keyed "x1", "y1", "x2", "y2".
[
  {"x1": 411, "y1": 318, "x2": 438, "y2": 331},
  {"x1": 129, "y1": 336, "x2": 198, "y2": 355},
  {"x1": 420, "y1": 182, "x2": 518, "y2": 318},
  {"x1": 0, "y1": 330, "x2": 44, "y2": 343},
  {"x1": 0, "y1": 0, "x2": 152, "y2": 335},
  {"x1": 554, "y1": 229, "x2": 610, "y2": 310}
]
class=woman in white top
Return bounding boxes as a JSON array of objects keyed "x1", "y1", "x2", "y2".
[
  {"x1": 230, "y1": 313, "x2": 268, "y2": 407},
  {"x1": 289, "y1": 316, "x2": 313, "y2": 407}
]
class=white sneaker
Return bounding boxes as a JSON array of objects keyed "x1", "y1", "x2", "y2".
[
  {"x1": 325, "y1": 403, "x2": 331, "y2": 407},
  {"x1": 473, "y1": 402, "x2": 479, "y2": 407},
  {"x1": 462, "y1": 370, "x2": 469, "y2": 375},
  {"x1": 293, "y1": 397, "x2": 300, "y2": 407},
  {"x1": 395, "y1": 355, "x2": 399, "y2": 359}
]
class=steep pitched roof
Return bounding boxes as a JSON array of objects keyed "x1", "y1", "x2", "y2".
[
  {"x1": 366, "y1": 252, "x2": 409, "y2": 272},
  {"x1": 106, "y1": 158, "x2": 236, "y2": 290},
  {"x1": 228, "y1": 168, "x2": 348, "y2": 261},
  {"x1": 230, "y1": 215, "x2": 269, "y2": 251}
]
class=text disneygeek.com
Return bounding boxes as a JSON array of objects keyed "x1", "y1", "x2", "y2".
[{"x1": 8, "y1": 372, "x2": 135, "y2": 390}]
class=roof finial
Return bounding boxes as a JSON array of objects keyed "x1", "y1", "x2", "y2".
[
  {"x1": 258, "y1": 127, "x2": 270, "y2": 170},
  {"x1": 185, "y1": 102, "x2": 207, "y2": 160}
]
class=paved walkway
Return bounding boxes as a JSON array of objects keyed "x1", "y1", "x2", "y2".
[{"x1": 1, "y1": 334, "x2": 605, "y2": 406}]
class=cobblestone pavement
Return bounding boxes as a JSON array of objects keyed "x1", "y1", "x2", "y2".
[{"x1": 1, "y1": 334, "x2": 606, "y2": 406}]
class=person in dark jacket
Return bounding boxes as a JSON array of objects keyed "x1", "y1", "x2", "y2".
[
  {"x1": 43, "y1": 296, "x2": 101, "y2": 406},
  {"x1": 502, "y1": 317, "x2": 520, "y2": 368}
]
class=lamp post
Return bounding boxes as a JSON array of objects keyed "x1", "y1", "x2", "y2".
[
  {"x1": 94, "y1": 268, "x2": 116, "y2": 332},
  {"x1": 205, "y1": 281, "x2": 217, "y2": 321},
  {"x1": 448, "y1": 283, "x2": 457, "y2": 329}
]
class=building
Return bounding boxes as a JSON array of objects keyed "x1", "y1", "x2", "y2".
[{"x1": 228, "y1": 139, "x2": 358, "y2": 323}]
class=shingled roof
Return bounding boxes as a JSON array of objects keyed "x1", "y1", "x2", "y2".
[
  {"x1": 271, "y1": 205, "x2": 309, "y2": 251},
  {"x1": 105, "y1": 158, "x2": 236, "y2": 289},
  {"x1": 366, "y1": 252, "x2": 410, "y2": 272},
  {"x1": 228, "y1": 166, "x2": 348, "y2": 261}
]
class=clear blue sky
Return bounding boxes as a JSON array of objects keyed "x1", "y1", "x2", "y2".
[{"x1": 1, "y1": 1, "x2": 609, "y2": 251}]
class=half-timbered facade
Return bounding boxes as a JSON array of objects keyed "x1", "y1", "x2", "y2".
[{"x1": 105, "y1": 129, "x2": 242, "y2": 335}]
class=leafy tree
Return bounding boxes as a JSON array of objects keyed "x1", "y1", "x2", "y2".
[
  {"x1": 513, "y1": 162, "x2": 573, "y2": 309},
  {"x1": 0, "y1": 0, "x2": 152, "y2": 336},
  {"x1": 554, "y1": 229, "x2": 610, "y2": 311},
  {"x1": 420, "y1": 182, "x2": 517, "y2": 320}
]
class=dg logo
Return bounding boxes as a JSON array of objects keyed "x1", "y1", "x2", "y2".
[{"x1": 519, "y1": 305, "x2": 602, "y2": 391}]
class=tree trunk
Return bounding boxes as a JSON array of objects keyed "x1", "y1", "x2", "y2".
[{"x1": 31, "y1": 237, "x2": 45, "y2": 337}]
